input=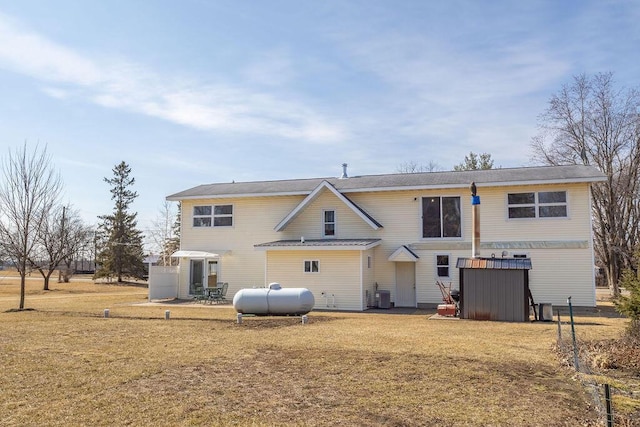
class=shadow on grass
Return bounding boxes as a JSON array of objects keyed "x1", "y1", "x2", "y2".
[
  {"x1": 3, "y1": 308, "x2": 338, "y2": 328},
  {"x1": 4, "y1": 307, "x2": 36, "y2": 313}
]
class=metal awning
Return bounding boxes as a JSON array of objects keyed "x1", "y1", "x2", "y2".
[
  {"x1": 456, "y1": 257, "x2": 532, "y2": 270},
  {"x1": 170, "y1": 250, "x2": 229, "y2": 258},
  {"x1": 254, "y1": 238, "x2": 381, "y2": 251}
]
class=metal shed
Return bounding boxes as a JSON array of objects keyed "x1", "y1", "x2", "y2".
[{"x1": 456, "y1": 257, "x2": 532, "y2": 322}]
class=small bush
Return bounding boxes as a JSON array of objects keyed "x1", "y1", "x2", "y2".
[{"x1": 615, "y1": 265, "x2": 640, "y2": 337}]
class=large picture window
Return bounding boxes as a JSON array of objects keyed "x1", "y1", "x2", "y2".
[
  {"x1": 193, "y1": 204, "x2": 234, "y2": 227},
  {"x1": 422, "y1": 196, "x2": 461, "y2": 238},
  {"x1": 508, "y1": 191, "x2": 567, "y2": 219}
]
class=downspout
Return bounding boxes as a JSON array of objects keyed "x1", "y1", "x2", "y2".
[
  {"x1": 360, "y1": 251, "x2": 364, "y2": 311},
  {"x1": 588, "y1": 184, "x2": 597, "y2": 306}
]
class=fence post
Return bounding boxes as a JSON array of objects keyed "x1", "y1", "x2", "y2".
[
  {"x1": 605, "y1": 383, "x2": 614, "y2": 427},
  {"x1": 556, "y1": 309, "x2": 562, "y2": 341},
  {"x1": 567, "y1": 296, "x2": 579, "y2": 370}
]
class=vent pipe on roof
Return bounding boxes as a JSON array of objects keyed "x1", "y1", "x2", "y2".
[{"x1": 340, "y1": 163, "x2": 348, "y2": 179}]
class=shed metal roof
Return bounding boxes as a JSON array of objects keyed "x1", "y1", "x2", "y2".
[
  {"x1": 456, "y1": 257, "x2": 533, "y2": 270},
  {"x1": 167, "y1": 165, "x2": 606, "y2": 200}
]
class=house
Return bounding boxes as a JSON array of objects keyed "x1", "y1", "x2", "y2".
[{"x1": 157, "y1": 164, "x2": 606, "y2": 310}]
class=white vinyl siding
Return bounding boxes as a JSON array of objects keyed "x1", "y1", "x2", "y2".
[
  {"x1": 266, "y1": 250, "x2": 362, "y2": 311},
  {"x1": 177, "y1": 182, "x2": 596, "y2": 307},
  {"x1": 282, "y1": 191, "x2": 374, "y2": 240}
]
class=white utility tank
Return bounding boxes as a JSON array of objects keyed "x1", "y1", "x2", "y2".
[{"x1": 232, "y1": 283, "x2": 315, "y2": 315}]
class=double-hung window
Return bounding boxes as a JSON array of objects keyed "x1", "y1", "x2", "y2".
[
  {"x1": 436, "y1": 254, "x2": 450, "y2": 278},
  {"x1": 193, "y1": 204, "x2": 234, "y2": 227},
  {"x1": 507, "y1": 191, "x2": 567, "y2": 219},
  {"x1": 422, "y1": 196, "x2": 461, "y2": 238},
  {"x1": 323, "y1": 210, "x2": 336, "y2": 237}
]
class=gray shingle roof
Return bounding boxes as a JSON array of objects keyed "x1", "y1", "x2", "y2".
[{"x1": 168, "y1": 165, "x2": 606, "y2": 200}]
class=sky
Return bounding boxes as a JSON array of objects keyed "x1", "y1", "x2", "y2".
[{"x1": 1, "y1": 0, "x2": 639, "y2": 250}]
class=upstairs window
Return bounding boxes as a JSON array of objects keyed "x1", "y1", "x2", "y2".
[
  {"x1": 193, "y1": 204, "x2": 233, "y2": 227},
  {"x1": 323, "y1": 210, "x2": 336, "y2": 237},
  {"x1": 193, "y1": 206, "x2": 212, "y2": 227},
  {"x1": 508, "y1": 191, "x2": 567, "y2": 219},
  {"x1": 422, "y1": 196, "x2": 461, "y2": 238},
  {"x1": 213, "y1": 204, "x2": 233, "y2": 226}
]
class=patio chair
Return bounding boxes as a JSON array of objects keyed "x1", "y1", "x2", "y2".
[
  {"x1": 212, "y1": 282, "x2": 228, "y2": 304},
  {"x1": 193, "y1": 284, "x2": 207, "y2": 303}
]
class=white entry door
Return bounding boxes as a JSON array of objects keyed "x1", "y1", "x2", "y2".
[{"x1": 395, "y1": 262, "x2": 416, "y2": 307}]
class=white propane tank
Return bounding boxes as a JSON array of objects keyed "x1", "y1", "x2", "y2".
[{"x1": 232, "y1": 283, "x2": 315, "y2": 315}]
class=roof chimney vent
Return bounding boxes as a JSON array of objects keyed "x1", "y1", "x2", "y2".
[{"x1": 340, "y1": 163, "x2": 348, "y2": 179}]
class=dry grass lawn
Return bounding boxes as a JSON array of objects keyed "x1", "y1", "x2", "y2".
[{"x1": 0, "y1": 274, "x2": 629, "y2": 426}]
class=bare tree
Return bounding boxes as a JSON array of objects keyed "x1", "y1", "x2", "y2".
[
  {"x1": 0, "y1": 144, "x2": 62, "y2": 310},
  {"x1": 531, "y1": 72, "x2": 640, "y2": 296},
  {"x1": 396, "y1": 160, "x2": 441, "y2": 173},
  {"x1": 59, "y1": 215, "x2": 94, "y2": 282},
  {"x1": 148, "y1": 201, "x2": 180, "y2": 266},
  {"x1": 28, "y1": 205, "x2": 93, "y2": 289}
]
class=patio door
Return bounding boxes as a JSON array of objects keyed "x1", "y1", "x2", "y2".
[
  {"x1": 189, "y1": 259, "x2": 204, "y2": 295},
  {"x1": 395, "y1": 262, "x2": 416, "y2": 307}
]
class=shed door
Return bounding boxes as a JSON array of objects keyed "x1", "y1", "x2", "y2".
[{"x1": 395, "y1": 262, "x2": 416, "y2": 307}]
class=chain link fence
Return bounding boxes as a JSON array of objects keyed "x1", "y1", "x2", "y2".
[{"x1": 555, "y1": 301, "x2": 635, "y2": 427}]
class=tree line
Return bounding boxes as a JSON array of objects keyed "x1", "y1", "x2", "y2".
[{"x1": 0, "y1": 145, "x2": 180, "y2": 310}]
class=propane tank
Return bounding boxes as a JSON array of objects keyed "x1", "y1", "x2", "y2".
[{"x1": 232, "y1": 283, "x2": 315, "y2": 315}]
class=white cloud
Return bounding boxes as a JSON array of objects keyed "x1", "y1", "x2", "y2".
[
  {"x1": 0, "y1": 13, "x2": 102, "y2": 86},
  {"x1": 0, "y1": 12, "x2": 347, "y2": 144}
]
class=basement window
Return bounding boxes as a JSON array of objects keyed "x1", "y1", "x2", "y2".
[{"x1": 507, "y1": 191, "x2": 567, "y2": 219}]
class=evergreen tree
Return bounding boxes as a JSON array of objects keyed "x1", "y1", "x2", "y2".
[
  {"x1": 453, "y1": 152, "x2": 494, "y2": 171},
  {"x1": 95, "y1": 161, "x2": 146, "y2": 282},
  {"x1": 615, "y1": 248, "x2": 640, "y2": 336}
]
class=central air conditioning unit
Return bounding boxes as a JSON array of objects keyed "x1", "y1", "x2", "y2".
[{"x1": 375, "y1": 290, "x2": 391, "y2": 309}]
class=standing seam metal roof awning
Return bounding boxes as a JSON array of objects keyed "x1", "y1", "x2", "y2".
[
  {"x1": 254, "y1": 239, "x2": 382, "y2": 251},
  {"x1": 456, "y1": 257, "x2": 532, "y2": 269}
]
